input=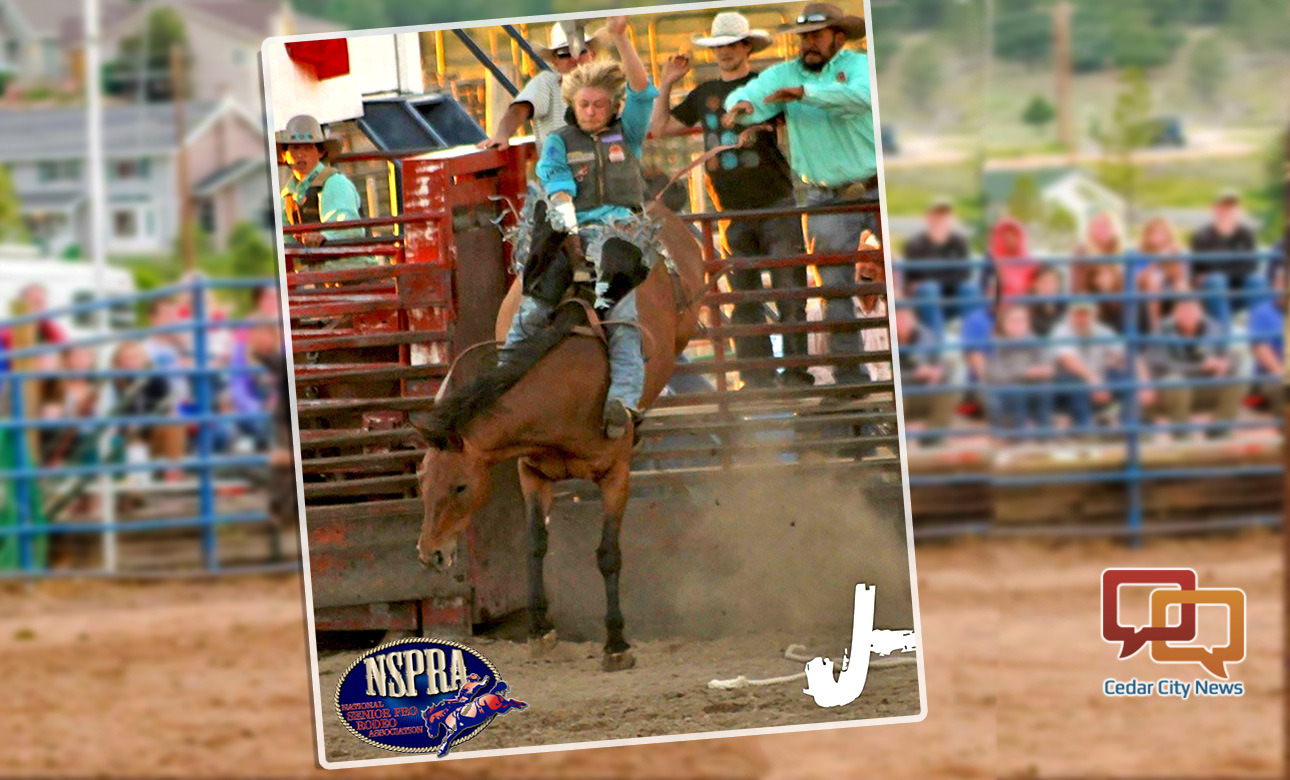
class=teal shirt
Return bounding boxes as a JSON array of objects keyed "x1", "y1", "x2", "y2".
[
  {"x1": 724, "y1": 48, "x2": 876, "y2": 187},
  {"x1": 282, "y1": 162, "x2": 374, "y2": 269},
  {"x1": 537, "y1": 82, "x2": 659, "y2": 225},
  {"x1": 282, "y1": 162, "x2": 365, "y2": 244}
]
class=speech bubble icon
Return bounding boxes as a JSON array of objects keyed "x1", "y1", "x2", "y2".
[
  {"x1": 1101, "y1": 568, "x2": 1198, "y2": 659},
  {"x1": 1148, "y1": 588, "x2": 1246, "y2": 679}
]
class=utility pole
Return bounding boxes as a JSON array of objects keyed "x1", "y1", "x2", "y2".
[
  {"x1": 85, "y1": 0, "x2": 117, "y2": 572},
  {"x1": 1053, "y1": 0, "x2": 1074, "y2": 156},
  {"x1": 171, "y1": 44, "x2": 195, "y2": 272}
]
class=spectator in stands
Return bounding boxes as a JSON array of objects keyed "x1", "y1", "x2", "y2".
[
  {"x1": 987, "y1": 217, "x2": 1038, "y2": 301},
  {"x1": 723, "y1": 2, "x2": 875, "y2": 390},
  {"x1": 1052, "y1": 302, "x2": 1153, "y2": 430},
  {"x1": 1087, "y1": 262, "x2": 1127, "y2": 333},
  {"x1": 43, "y1": 347, "x2": 100, "y2": 468},
  {"x1": 478, "y1": 24, "x2": 603, "y2": 153},
  {"x1": 1146, "y1": 297, "x2": 1242, "y2": 440},
  {"x1": 986, "y1": 304, "x2": 1053, "y2": 433},
  {"x1": 1133, "y1": 215, "x2": 1189, "y2": 334},
  {"x1": 894, "y1": 306, "x2": 956, "y2": 446},
  {"x1": 0, "y1": 283, "x2": 68, "y2": 373},
  {"x1": 650, "y1": 12, "x2": 810, "y2": 389},
  {"x1": 101, "y1": 341, "x2": 178, "y2": 477},
  {"x1": 903, "y1": 197, "x2": 975, "y2": 334},
  {"x1": 1190, "y1": 189, "x2": 1260, "y2": 325},
  {"x1": 1026, "y1": 265, "x2": 1066, "y2": 338},
  {"x1": 1071, "y1": 211, "x2": 1125, "y2": 290},
  {"x1": 1248, "y1": 264, "x2": 1284, "y2": 414},
  {"x1": 141, "y1": 300, "x2": 190, "y2": 472}
]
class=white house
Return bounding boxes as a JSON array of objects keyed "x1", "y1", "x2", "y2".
[{"x1": 0, "y1": 97, "x2": 268, "y2": 257}]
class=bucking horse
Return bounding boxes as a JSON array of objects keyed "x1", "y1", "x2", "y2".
[{"x1": 410, "y1": 202, "x2": 704, "y2": 672}]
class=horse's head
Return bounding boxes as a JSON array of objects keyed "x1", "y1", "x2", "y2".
[{"x1": 411, "y1": 425, "x2": 491, "y2": 572}]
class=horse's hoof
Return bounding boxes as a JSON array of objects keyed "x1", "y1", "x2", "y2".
[
  {"x1": 527, "y1": 630, "x2": 558, "y2": 658},
  {"x1": 602, "y1": 650, "x2": 635, "y2": 672}
]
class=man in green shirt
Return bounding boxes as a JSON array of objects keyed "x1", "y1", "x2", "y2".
[
  {"x1": 723, "y1": 3, "x2": 878, "y2": 388},
  {"x1": 276, "y1": 114, "x2": 372, "y2": 271}
]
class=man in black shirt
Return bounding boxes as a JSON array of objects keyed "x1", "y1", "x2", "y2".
[
  {"x1": 1190, "y1": 189, "x2": 1260, "y2": 323},
  {"x1": 902, "y1": 198, "x2": 974, "y2": 334},
  {"x1": 650, "y1": 11, "x2": 811, "y2": 389}
]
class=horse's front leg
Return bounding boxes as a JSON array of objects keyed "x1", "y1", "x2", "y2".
[
  {"x1": 596, "y1": 460, "x2": 635, "y2": 672},
  {"x1": 518, "y1": 458, "x2": 557, "y2": 657}
]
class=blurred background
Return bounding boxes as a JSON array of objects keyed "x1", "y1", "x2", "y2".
[{"x1": 0, "y1": 0, "x2": 1285, "y2": 777}]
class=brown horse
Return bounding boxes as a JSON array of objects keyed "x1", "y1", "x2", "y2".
[{"x1": 410, "y1": 204, "x2": 703, "y2": 671}]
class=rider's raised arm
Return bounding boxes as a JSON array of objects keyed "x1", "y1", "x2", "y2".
[
  {"x1": 649, "y1": 54, "x2": 694, "y2": 140},
  {"x1": 606, "y1": 16, "x2": 649, "y2": 94}
]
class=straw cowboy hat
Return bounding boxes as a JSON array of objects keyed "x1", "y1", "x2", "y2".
[
  {"x1": 275, "y1": 114, "x2": 343, "y2": 161},
  {"x1": 532, "y1": 22, "x2": 609, "y2": 59},
  {"x1": 777, "y1": 3, "x2": 866, "y2": 38},
  {"x1": 691, "y1": 12, "x2": 773, "y2": 53}
]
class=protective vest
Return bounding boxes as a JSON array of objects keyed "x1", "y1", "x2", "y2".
[
  {"x1": 553, "y1": 119, "x2": 646, "y2": 213},
  {"x1": 284, "y1": 166, "x2": 351, "y2": 227}
]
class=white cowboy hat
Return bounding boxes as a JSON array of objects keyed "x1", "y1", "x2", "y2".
[
  {"x1": 692, "y1": 12, "x2": 773, "y2": 53},
  {"x1": 532, "y1": 22, "x2": 609, "y2": 59},
  {"x1": 274, "y1": 114, "x2": 343, "y2": 161}
]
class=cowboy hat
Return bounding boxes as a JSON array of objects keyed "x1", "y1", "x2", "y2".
[
  {"x1": 777, "y1": 3, "x2": 866, "y2": 38},
  {"x1": 532, "y1": 22, "x2": 609, "y2": 59},
  {"x1": 275, "y1": 114, "x2": 343, "y2": 161},
  {"x1": 691, "y1": 12, "x2": 773, "y2": 53}
]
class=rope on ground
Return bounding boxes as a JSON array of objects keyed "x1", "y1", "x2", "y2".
[{"x1": 707, "y1": 643, "x2": 918, "y2": 691}]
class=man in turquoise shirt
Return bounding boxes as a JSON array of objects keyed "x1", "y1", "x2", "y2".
[
  {"x1": 277, "y1": 114, "x2": 371, "y2": 271},
  {"x1": 724, "y1": 3, "x2": 878, "y2": 388}
]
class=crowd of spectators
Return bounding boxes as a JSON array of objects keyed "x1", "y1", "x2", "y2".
[
  {"x1": 894, "y1": 190, "x2": 1285, "y2": 447},
  {"x1": 3, "y1": 281, "x2": 286, "y2": 500}
]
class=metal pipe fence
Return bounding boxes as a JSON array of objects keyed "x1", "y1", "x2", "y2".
[
  {"x1": 0, "y1": 277, "x2": 289, "y2": 578},
  {"x1": 890, "y1": 249, "x2": 1283, "y2": 541}
]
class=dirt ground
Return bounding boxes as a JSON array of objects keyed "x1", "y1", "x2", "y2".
[{"x1": 1, "y1": 530, "x2": 1281, "y2": 778}]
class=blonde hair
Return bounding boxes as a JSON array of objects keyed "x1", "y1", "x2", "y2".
[
  {"x1": 561, "y1": 60, "x2": 627, "y2": 109},
  {"x1": 1138, "y1": 215, "x2": 1182, "y2": 255}
]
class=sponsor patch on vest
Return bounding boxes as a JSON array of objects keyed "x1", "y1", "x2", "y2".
[
  {"x1": 567, "y1": 151, "x2": 596, "y2": 164},
  {"x1": 607, "y1": 143, "x2": 626, "y2": 163},
  {"x1": 600, "y1": 133, "x2": 625, "y2": 144},
  {"x1": 573, "y1": 164, "x2": 590, "y2": 181}
]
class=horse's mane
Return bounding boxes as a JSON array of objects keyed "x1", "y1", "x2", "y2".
[{"x1": 416, "y1": 303, "x2": 587, "y2": 449}]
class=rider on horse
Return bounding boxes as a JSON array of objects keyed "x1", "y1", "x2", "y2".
[{"x1": 501, "y1": 16, "x2": 659, "y2": 440}]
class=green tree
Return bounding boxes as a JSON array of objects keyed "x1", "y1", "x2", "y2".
[
  {"x1": 0, "y1": 165, "x2": 26, "y2": 243},
  {"x1": 1070, "y1": 0, "x2": 1185, "y2": 72},
  {"x1": 1093, "y1": 68, "x2": 1155, "y2": 226},
  {"x1": 227, "y1": 223, "x2": 276, "y2": 279},
  {"x1": 1186, "y1": 36, "x2": 1227, "y2": 105},
  {"x1": 1021, "y1": 95, "x2": 1056, "y2": 135},
  {"x1": 993, "y1": 1, "x2": 1051, "y2": 69},
  {"x1": 1006, "y1": 174, "x2": 1044, "y2": 226},
  {"x1": 901, "y1": 41, "x2": 942, "y2": 116},
  {"x1": 109, "y1": 8, "x2": 191, "y2": 101}
]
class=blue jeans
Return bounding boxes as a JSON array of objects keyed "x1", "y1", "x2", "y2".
[
  {"x1": 913, "y1": 280, "x2": 982, "y2": 337},
  {"x1": 805, "y1": 186, "x2": 880, "y2": 386},
  {"x1": 502, "y1": 292, "x2": 645, "y2": 413},
  {"x1": 1201, "y1": 273, "x2": 1268, "y2": 327},
  {"x1": 725, "y1": 202, "x2": 809, "y2": 387},
  {"x1": 990, "y1": 383, "x2": 1053, "y2": 431}
]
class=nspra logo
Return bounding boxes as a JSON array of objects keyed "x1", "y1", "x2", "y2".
[{"x1": 334, "y1": 638, "x2": 527, "y2": 757}]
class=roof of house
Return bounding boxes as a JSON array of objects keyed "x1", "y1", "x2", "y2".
[
  {"x1": 191, "y1": 156, "x2": 265, "y2": 196},
  {"x1": 0, "y1": 99, "x2": 228, "y2": 161},
  {"x1": 61, "y1": 0, "x2": 339, "y2": 46},
  {"x1": 0, "y1": 0, "x2": 86, "y2": 37}
]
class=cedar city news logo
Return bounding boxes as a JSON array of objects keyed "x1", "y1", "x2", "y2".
[{"x1": 1100, "y1": 568, "x2": 1246, "y2": 699}]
